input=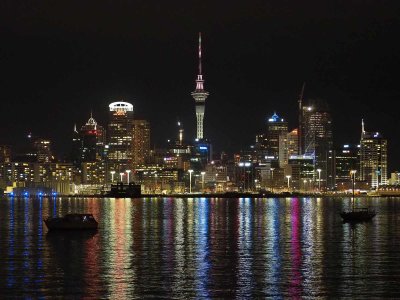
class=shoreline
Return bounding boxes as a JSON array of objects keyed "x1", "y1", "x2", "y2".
[{"x1": 4, "y1": 192, "x2": 400, "y2": 199}]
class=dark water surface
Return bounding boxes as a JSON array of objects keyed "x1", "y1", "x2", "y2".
[{"x1": 1, "y1": 197, "x2": 400, "y2": 298}]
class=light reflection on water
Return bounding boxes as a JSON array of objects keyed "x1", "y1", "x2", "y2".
[{"x1": 1, "y1": 197, "x2": 400, "y2": 298}]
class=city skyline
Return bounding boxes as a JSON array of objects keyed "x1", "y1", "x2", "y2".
[{"x1": 1, "y1": 1, "x2": 399, "y2": 170}]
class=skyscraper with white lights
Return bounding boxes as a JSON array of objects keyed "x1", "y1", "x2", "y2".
[
  {"x1": 360, "y1": 120, "x2": 387, "y2": 188},
  {"x1": 107, "y1": 101, "x2": 134, "y2": 175}
]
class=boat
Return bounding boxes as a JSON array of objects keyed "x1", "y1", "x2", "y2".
[
  {"x1": 341, "y1": 207, "x2": 376, "y2": 222},
  {"x1": 44, "y1": 214, "x2": 98, "y2": 230},
  {"x1": 106, "y1": 182, "x2": 141, "y2": 198},
  {"x1": 340, "y1": 171, "x2": 376, "y2": 222}
]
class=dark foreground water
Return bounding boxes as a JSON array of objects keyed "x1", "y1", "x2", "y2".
[{"x1": 1, "y1": 197, "x2": 400, "y2": 298}]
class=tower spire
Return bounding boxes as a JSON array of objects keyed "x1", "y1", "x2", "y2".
[
  {"x1": 198, "y1": 32, "x2": 202, "y2": 75},
  {"x1": 361, "y1": 119, "x2": 365, "y2": 140},
  {"x1": 191, "y1": 32, "x2": 209, "y2": 140}
]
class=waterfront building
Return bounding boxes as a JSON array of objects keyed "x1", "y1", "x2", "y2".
[
  {"x1": 107, "y1": 101, "x2": 134, "y2": 176},
  {"x1": 132, "y1": 119, "x2": 150, "y2": 166},
  {"x1": 0, "y1": 145, "x2": 11, "y2": 187},
  {"x1": 191, "y1": 33, "x2": 209, "y2": 140},
  {"x1": 389, "y1": 172, "x2": 400, "y2": 185},
  {"x1": 360, "y1": 120, "x2": 387, "y2": 188},
  {"x1": 287, "y1": 155, "x2": 314, "y2": 191},
  {"x1": 335, "y1": 144, "x2": 360, "y2": 183},
  {"x1": 82, "y1": 161, "x2": 106, "y2": 184}
]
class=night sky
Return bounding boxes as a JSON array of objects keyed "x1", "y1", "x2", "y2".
[{"x1": 1, "y1": 1, "x2": 399, "y2": 170}]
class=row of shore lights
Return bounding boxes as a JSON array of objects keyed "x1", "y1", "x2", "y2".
[
  {"x1": 285, "y1": 168, "x2": 323, "y2": 190},
  {"x1": 109, "y1": 169, "x2": 206, "y2": 193},
  {"x1": 110, "y1": 170, "x2": 132, "y2": 184},
  {"x1": 188, "y1": 170, "x2": 206, "y2": 193}
]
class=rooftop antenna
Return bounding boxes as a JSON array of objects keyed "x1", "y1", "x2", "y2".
[
  {"x1": 178, "y1": 121, "x2": 184, "y2": 145},
  {"x1": 361, "y1": 119, "x2": 365, "y2": 140}
]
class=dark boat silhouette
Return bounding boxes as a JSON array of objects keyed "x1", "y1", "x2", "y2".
[
  {"x1": 341, "y1": 171, "x2": 376, "y2": 222},
  {"x1": 341, "y1": 207, "x2": 376, "y2": 222},
  {"x1": 44, "y1": 214, "x2": 98, "y2": 230}
]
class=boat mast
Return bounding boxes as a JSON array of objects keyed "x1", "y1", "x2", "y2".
[{"x1": 351, "y1": 170, "x2": 356, "y2": 211}]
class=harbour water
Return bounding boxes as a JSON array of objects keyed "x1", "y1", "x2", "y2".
[{"x1": 1, "y1": 196, "x2": 400, "y2": 298}]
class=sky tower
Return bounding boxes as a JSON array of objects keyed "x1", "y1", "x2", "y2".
[{"x1": 191, "y1": 32, "x2": 209, "y2": 140}]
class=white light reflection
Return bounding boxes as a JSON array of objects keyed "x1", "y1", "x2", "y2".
[
  {"x1": 264, "y1": 198, "x2": 282, "y2": 296},
  {"x1": 195, "y1": 197, "x2": 210, "y2": 298},
  {"x1": 237, "y1": 198, "x2": 253, "y2": 297}
]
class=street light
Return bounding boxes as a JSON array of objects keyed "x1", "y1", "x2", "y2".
[
  {"x1": 303, "y1": 179, "x2": 307, "y2": 192},
  {"x1": 270, "y1": 167, "x2": 275, "y2": 193},
  {"x1": 188, "y1": 169, "x2": 194, "y2": 193},
  {"x1": 126, "y1": 170, "x2": 131, "y2": 184},
  {"x1": 201, "y1": 171, "x2": 205, "y2": 191},
  {"x1": 286, "y1": 175, "x2": 291, "y2": 190},
  {"x1": 119, "y1": 172, "x2": 124, "y2": 183},
  {"x1": 110, "y1": 171, "x2": 116, "y2": 183},
  {"x1": 351, "y1": 170, "x2": 357, "y2": 210},
  {"x1": 317, "y1": 168, "x2": 322, "y2": 191},
  {"x1": 155, "y1": 173, "x2": 158, "y2": 193}
]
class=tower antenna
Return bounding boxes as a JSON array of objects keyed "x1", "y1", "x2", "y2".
[
  {"x1": 361, "y1": 119, "x2": 365, "y2": 140},
  {"x1": 298, "y1": 82, "x2": 305, "y2": 155},
  {"x1": 198, "y1": 32, "x2": 202, "y2": 75}
]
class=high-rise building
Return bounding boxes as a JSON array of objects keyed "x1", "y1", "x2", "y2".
[
  {"x1": 191, "y1": 32, "x2": 209, "y2": 140},
  {"x1": 132, "y1": 120, "x2": 150, "y2": 166},
  {"x1": 71, "y1": 125, "x2": 82, "y2": 167},
  {"x1": 266, "y1": 113, "x2": 288, "y2": 159},
  {"x1": 335, "y1": 144, "x2": 360, "y2": 183},
  {"x1": 34, "y1": 139, "x2": 52, "y2": 163},
  {"x1": 107, "y1": 101, "x2": 134, "y2": 175},
  {"x1": 279, "y1": 128, "x2": 298, "y2": 167},
  {"x1": 360, "y1": 120, "x2": 387, "y2": 188},
  {"x1": 302, "y1": 101, "x2": 333, "y2": 189},
  {"x1": 80, "y1": 114, "x2": 105, "y2": 162}
]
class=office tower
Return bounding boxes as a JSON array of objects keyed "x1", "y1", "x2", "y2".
[
  {"x1": 335, "y1": 144, "x2": 360, "y2": 182},
  {"x1": 279, "y1": 128, "x2": 299, "y2": 167},
  {"x1": 360, "y1": 120, "x2": 387, "y2": 188},
  {"x1": 266, "y1": 112, "x2": 288, "y2": 159},
  {"x1": 302, "y1": 101, "x2": 333, "y2": 189},
  {"x1": 191, "y1": 32, "x2": 209, "y2": 140},
  {"x1": 107, "y1": 101, "x2": 134, "y2": 174},
  {"x1": 34, "y1": 139, "x2": 52, "y2": 163},
  {"x1": 132, "y1": 120, "x2": 150, "y2": 166},
  {"x1": 288, "y1": 156, "x2": 314, "y2": 190},
  {"x1": 71, "y1": 125, "x2": 82, "y2": 167},
  {"x1": 80, "y1": 114, "x2": 105, "y2": 162}
]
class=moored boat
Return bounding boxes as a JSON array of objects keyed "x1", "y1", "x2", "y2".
[
  {"x1": 44, "y1": 214, "x2": 98, "y2": 230},
  {"x1": 340, "y1": 170, "x2": 377, "y2": 223},
  {"x1": 340, "y1": 208, "x2": 376, "y2": 222}
]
